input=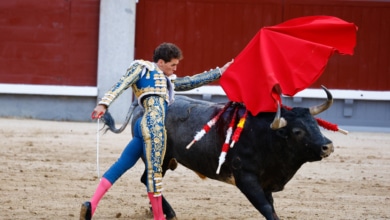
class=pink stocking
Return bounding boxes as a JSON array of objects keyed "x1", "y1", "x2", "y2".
[
  {"x1": 147, "y1": 192, "x2": 165, "y2": 220},
  {"x1": 90, "y1": 177, "x2": 112, "y2": 216}
]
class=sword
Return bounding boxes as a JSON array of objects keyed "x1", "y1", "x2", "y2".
[{"x1": 96, "y1": 118, "x2": 100, "y2": 178}]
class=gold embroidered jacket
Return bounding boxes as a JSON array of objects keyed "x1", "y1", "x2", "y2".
[{"x1": 99, "y1": 60, "x2": 222, "y2": 107}]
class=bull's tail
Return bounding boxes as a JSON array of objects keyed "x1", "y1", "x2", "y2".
[{"x1": 101, "y1": 100, "x2": 138, "y2": 134}]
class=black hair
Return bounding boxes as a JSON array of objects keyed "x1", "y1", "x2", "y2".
[{"x1": 153, "y1": 42, "x2": 183, "y2": 63}]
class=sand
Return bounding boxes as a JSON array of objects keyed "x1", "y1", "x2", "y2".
[{"x1": 1, "y1": 118, "x2": 389, "y2": 220}]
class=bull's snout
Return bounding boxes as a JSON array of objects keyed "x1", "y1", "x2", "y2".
[{"x1": 321, "y1": 142, "x2": 334, "y2": 158}]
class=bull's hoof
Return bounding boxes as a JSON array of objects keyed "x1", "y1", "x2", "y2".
[{"x1": 165, "y1": 210, "x2": 177, "y2": 220}]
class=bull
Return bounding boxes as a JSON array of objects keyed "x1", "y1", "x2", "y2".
[{"x1": 104, "y1": 86, "x2": 334, "y2": 220}]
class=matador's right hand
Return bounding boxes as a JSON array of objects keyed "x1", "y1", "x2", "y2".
[{"x1": 91, "y1": 104, "x2": 107, "y2": 119}]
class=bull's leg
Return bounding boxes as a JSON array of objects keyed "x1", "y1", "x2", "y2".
[
  {"x1": 265, "y1": 192, "x2": 280, "y2": 220},
  {"x1": 161, "y1": 195, "x2": 177, "y2": 220},
  {"x1": 141, "y1": 163, "x2": 177, "y2": 219},
  {"x1": 234, "y1": 171, "x2": 275, "y2": 220}
]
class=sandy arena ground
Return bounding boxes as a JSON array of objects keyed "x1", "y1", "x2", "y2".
[{"x1": 0, "y1": 118, "x2": 389, "y2": 220}]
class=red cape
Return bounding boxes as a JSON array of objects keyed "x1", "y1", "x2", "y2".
[{"x1": 220, "y1": 16, "x2": 357, "y2": 115}]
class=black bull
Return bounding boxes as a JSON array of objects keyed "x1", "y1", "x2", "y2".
[{"x1": 105, "y1": 87, "x2": 334, "y2": 220}]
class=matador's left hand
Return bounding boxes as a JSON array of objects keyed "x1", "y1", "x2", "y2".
[{"x1": 220, "y1": 59, "x2": 234, "y2": 75}]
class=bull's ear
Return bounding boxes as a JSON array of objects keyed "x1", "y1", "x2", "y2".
[{"x1": 276, "y1": 128, "x2": 288, "y2": 139}]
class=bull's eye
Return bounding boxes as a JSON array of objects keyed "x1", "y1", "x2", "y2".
[
  {"x1": 276, "y1": 129, "x2": 288, "y2": 139},
  {"x1": 292, "y1": 127, "x2": 305, "y2": 139}
]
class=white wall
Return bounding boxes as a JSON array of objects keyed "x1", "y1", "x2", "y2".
[{"x1": 97, "y1": 0, "x2": 137, "y2": 122}]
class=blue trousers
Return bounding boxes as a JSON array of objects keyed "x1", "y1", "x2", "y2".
[
  {"x1": 103, "y1": 118, "x2": 143, "y2": 183},
  {"x1": 102, "y1": 96, "x2": 167, "y2": 196}
]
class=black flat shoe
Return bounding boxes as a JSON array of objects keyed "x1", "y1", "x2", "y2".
[{"x1": 80, "y1": 201, "x2": 92, "y2": 220}]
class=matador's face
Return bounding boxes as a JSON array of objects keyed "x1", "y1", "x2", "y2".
[{"x1": 157, "y1": 58, "x2": 180, "y2": 77}]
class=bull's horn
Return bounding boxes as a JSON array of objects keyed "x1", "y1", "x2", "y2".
[
  {"x1": 270, "y1": 101, "x2": 287, "y2": 130},
  {"x1": 309, "y1": 85, "x2": 334, "y2": 116}
]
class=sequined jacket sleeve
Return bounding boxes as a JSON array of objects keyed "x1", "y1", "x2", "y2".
[
  {"x1": 173, "y1": 68, "x2": 222, "y2": 91},
  {"x1": 98, "y1": 61, "x2": 149, "y2": 107}
]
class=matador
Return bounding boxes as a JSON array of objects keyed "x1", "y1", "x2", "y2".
[{"x1": 80, "y1": 42, "x2": 232, "y2": 220}]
